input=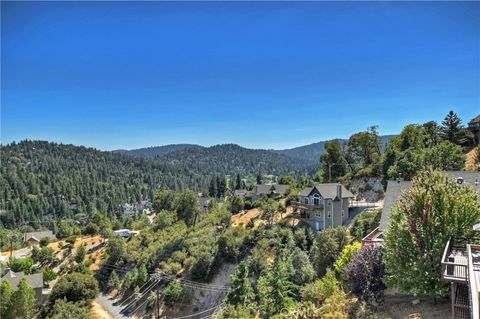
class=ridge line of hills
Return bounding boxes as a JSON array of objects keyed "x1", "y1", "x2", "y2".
[{"x1": 113, "y1": 135, "x2": 395, "y2": 163}]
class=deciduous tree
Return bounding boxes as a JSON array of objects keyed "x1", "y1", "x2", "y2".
[{"x1": 384, "y1": 170, "x2": 480, "y2": 297}]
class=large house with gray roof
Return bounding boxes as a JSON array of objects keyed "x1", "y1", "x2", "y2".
[
  {"x1": 293, "y1": 183, "x2": 354, "y2": 231},
  {"x1": 1, "y1": 269, "x2": 44, "y2": 304}
]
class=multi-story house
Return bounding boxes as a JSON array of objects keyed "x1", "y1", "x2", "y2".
[
  {"x1": 468, "y1": 115, "x2": 480, "y2": 145},
  {"x1": 293, "y1": 183, "x2": 353, "y2": 231}
]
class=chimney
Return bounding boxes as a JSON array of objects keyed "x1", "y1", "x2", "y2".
[{"x1": 336, "y1": 184, "x2": 342, "y2": 199}]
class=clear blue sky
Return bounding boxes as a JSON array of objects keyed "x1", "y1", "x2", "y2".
[{"x1": 1, "y1": 1, "x2": 479, "y2": 151}]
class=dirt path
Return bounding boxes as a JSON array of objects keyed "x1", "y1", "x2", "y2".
[{"x1": 91, "y1": 300, "x2": 114, "y2": 319}]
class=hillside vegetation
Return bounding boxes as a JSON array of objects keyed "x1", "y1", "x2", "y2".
[{"x1": 0, "y1": 141, "x2": 314, "y2": 229}]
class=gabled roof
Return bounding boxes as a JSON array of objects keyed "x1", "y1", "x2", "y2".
[
  {"x1": 255, "y1": 184, "x2": 290, "y2": 196},
  {"x1": 378, "y1": 180, "x2": 412, "y2": 231},
  {"x1": 0, "y1": 269, "x2": 43, "y2": 289},
  {"x1": 444, "y1": 171, "x2": 480, "y2": 195},
  {"x1": 378, "y1": 171, "x2": 480, "y2": 232},
  {"x1": 23, "y1": 231, "x2": 56, "y2": 243},
  {"x1": 469, "y1": 115, "x2": 480, "y2": 125},
  {"x1": 299, "y1": 183, "x2": 354, "y2": 199}
]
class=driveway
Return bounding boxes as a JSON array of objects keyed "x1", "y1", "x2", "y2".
[{"x1": 95, "y1": 293, "x2": 131, "y2": 319}]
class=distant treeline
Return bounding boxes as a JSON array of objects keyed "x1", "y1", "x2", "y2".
[{"x1": 0, "y1": 141, "x2": 314, "y2": 229}]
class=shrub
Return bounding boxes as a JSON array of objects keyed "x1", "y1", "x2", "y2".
[
  {"x1": 344, "y1": 246, "x2": 385, "y2": 305},
  {"x1": 163, "y1": 281, "x2": 184, "y2": 306}
]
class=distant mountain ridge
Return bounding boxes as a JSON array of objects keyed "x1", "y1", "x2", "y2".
[
  {"x1": 1, "y1": 140, "x2": 315, "y2": 228},
  {"x1": 114, "y1": 144, "x2": 203, "y2": 158},
  {"x1": 115, "y1": 135, "x2": 396, "y2": 163},
  {"x1": 274, "y1": 135, "x2": 396, "y2": 163}
]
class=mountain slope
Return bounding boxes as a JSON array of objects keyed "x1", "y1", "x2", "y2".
[
  {"x1": 274, "y1": 135, "x2": 395, "y2": 163},
  {"x1": 114, "y1": 144, "x2": 202, "y2": 158},
  {"x1": 0, "y1": 141, "x2": 315, "y2": 229},
  {"x1": 161, "y1": 144, "x2": 316, "y2": 177}
]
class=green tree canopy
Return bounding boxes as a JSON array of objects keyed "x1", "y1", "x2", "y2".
[
  {"x1": 226, "y1": 261, "x2": 255, "y2": 305},
  {"x1": 13, "y1": 278, "x2": 36, "y2": 318},
  {"x1": 440, "y1": 110, "x2": 463, "y2": 144},
  {"x1": 319, "y1": 140, "x2": 348, "y2": 182},
  {"x1": 49, "y1": 273, "x2": 99, "y2": 304},
  {"x1": 384, "y1": 170, "x2": 480, "y2": 297}
]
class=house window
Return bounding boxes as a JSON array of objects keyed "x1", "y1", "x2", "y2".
[
  {"x1": 304, "y1": 198, "x2": 309, "y2": 205},
  {"x1": 313, "y1": 194, "x2": 320, "y2": 206},
  {"x1": 341, "y1": 210, "x2": 344, "y2": 217}
]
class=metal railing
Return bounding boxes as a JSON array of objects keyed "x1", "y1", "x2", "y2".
[
  {"x1": 291, "y1": 201, "x2": 324, "y2": 210},
  {"x1": 348, "y1": 200, "x2": 381, "y2": 208},
  {"x1": 442, "y1": 238, "x2": 469, "y2": 282}
]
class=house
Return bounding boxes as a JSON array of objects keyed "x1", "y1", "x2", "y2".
[
  {"x1": 468, "y1": 115, "x2": 480, "y2": 144},
  {"x1": 198, "y1": 195, "x2": 211, "y2": 213},
  {"x1": 121, "y1": 203, "x2": 137, "y2": 217},
  {"x1": 0, "y1": 269, "x2": 44, "y2": 304},
  {"x1": 114, "y1": 229, "x2": 140, "y2": 238},
  {"x1": 234, "y1": 189, "x2": 248, "y2": 199},
  {"x1": 293, "y1": 183, "x2": 354, "y2": 231},
  {"x1": 23, "y1": 231, "x2": 57, "y2": 246},
  {"x1": 362, "y1": 179, "x2": 411, "y2": 247},
  {"x1": 252, "y1": 184, "x2": 290, "y2": 200}
]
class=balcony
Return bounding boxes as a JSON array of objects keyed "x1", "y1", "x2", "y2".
[
  {"x1": 442, "y1": 236, "x2": 480, "y2": 319},
  {"x1": 291, "y1": 201, "x2": 324, "y2": 211},
  {"x1": 442, "y1": 237, "x2": 469, "y2": 282}
]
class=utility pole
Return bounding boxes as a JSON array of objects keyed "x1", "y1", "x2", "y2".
[
  {"x1": 328, "y1": 163, "x2": 340, "y2": 183},
  {"x1": 157, "y1": 284, "x2": 161, "y2": 319},
  {"x1": 8, "y1": 234, "x2": 16, "y2": 257}
]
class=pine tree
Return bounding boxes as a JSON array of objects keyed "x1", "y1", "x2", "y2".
[
  {"x1": 107, "y1": 270, "x2": 121, "y2": 291},
  {"x1": 13, "y1": 278, "x2": 36, "y2": 318},
  {"x1": 235, "y1": 174, "x2": 241, "y2": 190},
  {"x1": 209, "y1": 177, "x2": 217, "y2": 198},
  {"x1": 226, "y1": 261, "x2": 255, "y2": 305},
  {"x1": 0, "y1": 280, "x2": 14, "y2": 319},
  {"x1": 440, "y1": 110, "x2": 463, "y2": 144},
  {"x1": 256, "y1": 173, "x2": 262, "y2": 185}
]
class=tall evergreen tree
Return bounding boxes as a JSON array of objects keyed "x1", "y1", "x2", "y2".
[
  {"x1": 208, "y1": 177, "x2": 217, "y2": 198},
  {"x1": 256, "y1": 173, "x2": 262, "y2": 185},
  {"x1": 226, "y1": 261, "x2": 255, "y2": 305},
  {"x1": 440, "y1": 110, "x2": 463, "y2": 144},
  {"x1": 13, "y1": 278, "x2": 36, "y2": 318},
  {"x1": 235, "y1": 174, "x2": 242, "y2": 190},
  {"x1": 0, "y1": 280, "x2": 14, "y2": 319}
]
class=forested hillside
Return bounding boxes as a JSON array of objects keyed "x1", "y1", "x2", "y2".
[
  {"x1": 0, "y1": 141, "x2": 315, "y2": 229},
  {"x1": 160, "y1": 144, "x2": 315, "y2": 177},
  {"x1": 114, "y1": 144, "x2": 202, "y2": 158},
  {"x1": 273, "y1": 135, "x2": 395, "y2": 163}
]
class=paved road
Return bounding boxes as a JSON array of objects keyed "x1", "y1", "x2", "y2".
[{"x1": 95, "y1": 293, "x2": 131, "y2": 319}]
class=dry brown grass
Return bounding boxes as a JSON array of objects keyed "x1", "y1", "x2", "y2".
[
  {"x1": 465, "y1": 147, "x2": 479, "y2": 171},
  {"x1": 90, "y1": 300, "x2": 113, "y2": 319},
  {"x1": 231, "y1": 206, "x2": 295, "y2": 228}
]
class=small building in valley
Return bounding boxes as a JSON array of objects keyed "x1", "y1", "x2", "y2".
[
  {"x1": 114, "y1": 229, "x2": 140, "y2": 238},
  {"x1": 252, "y1": 184, "x2": 290, "y2": 200},
  {"x1": 23, "y1": 230, "x2": 57, "y2": 246}
]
